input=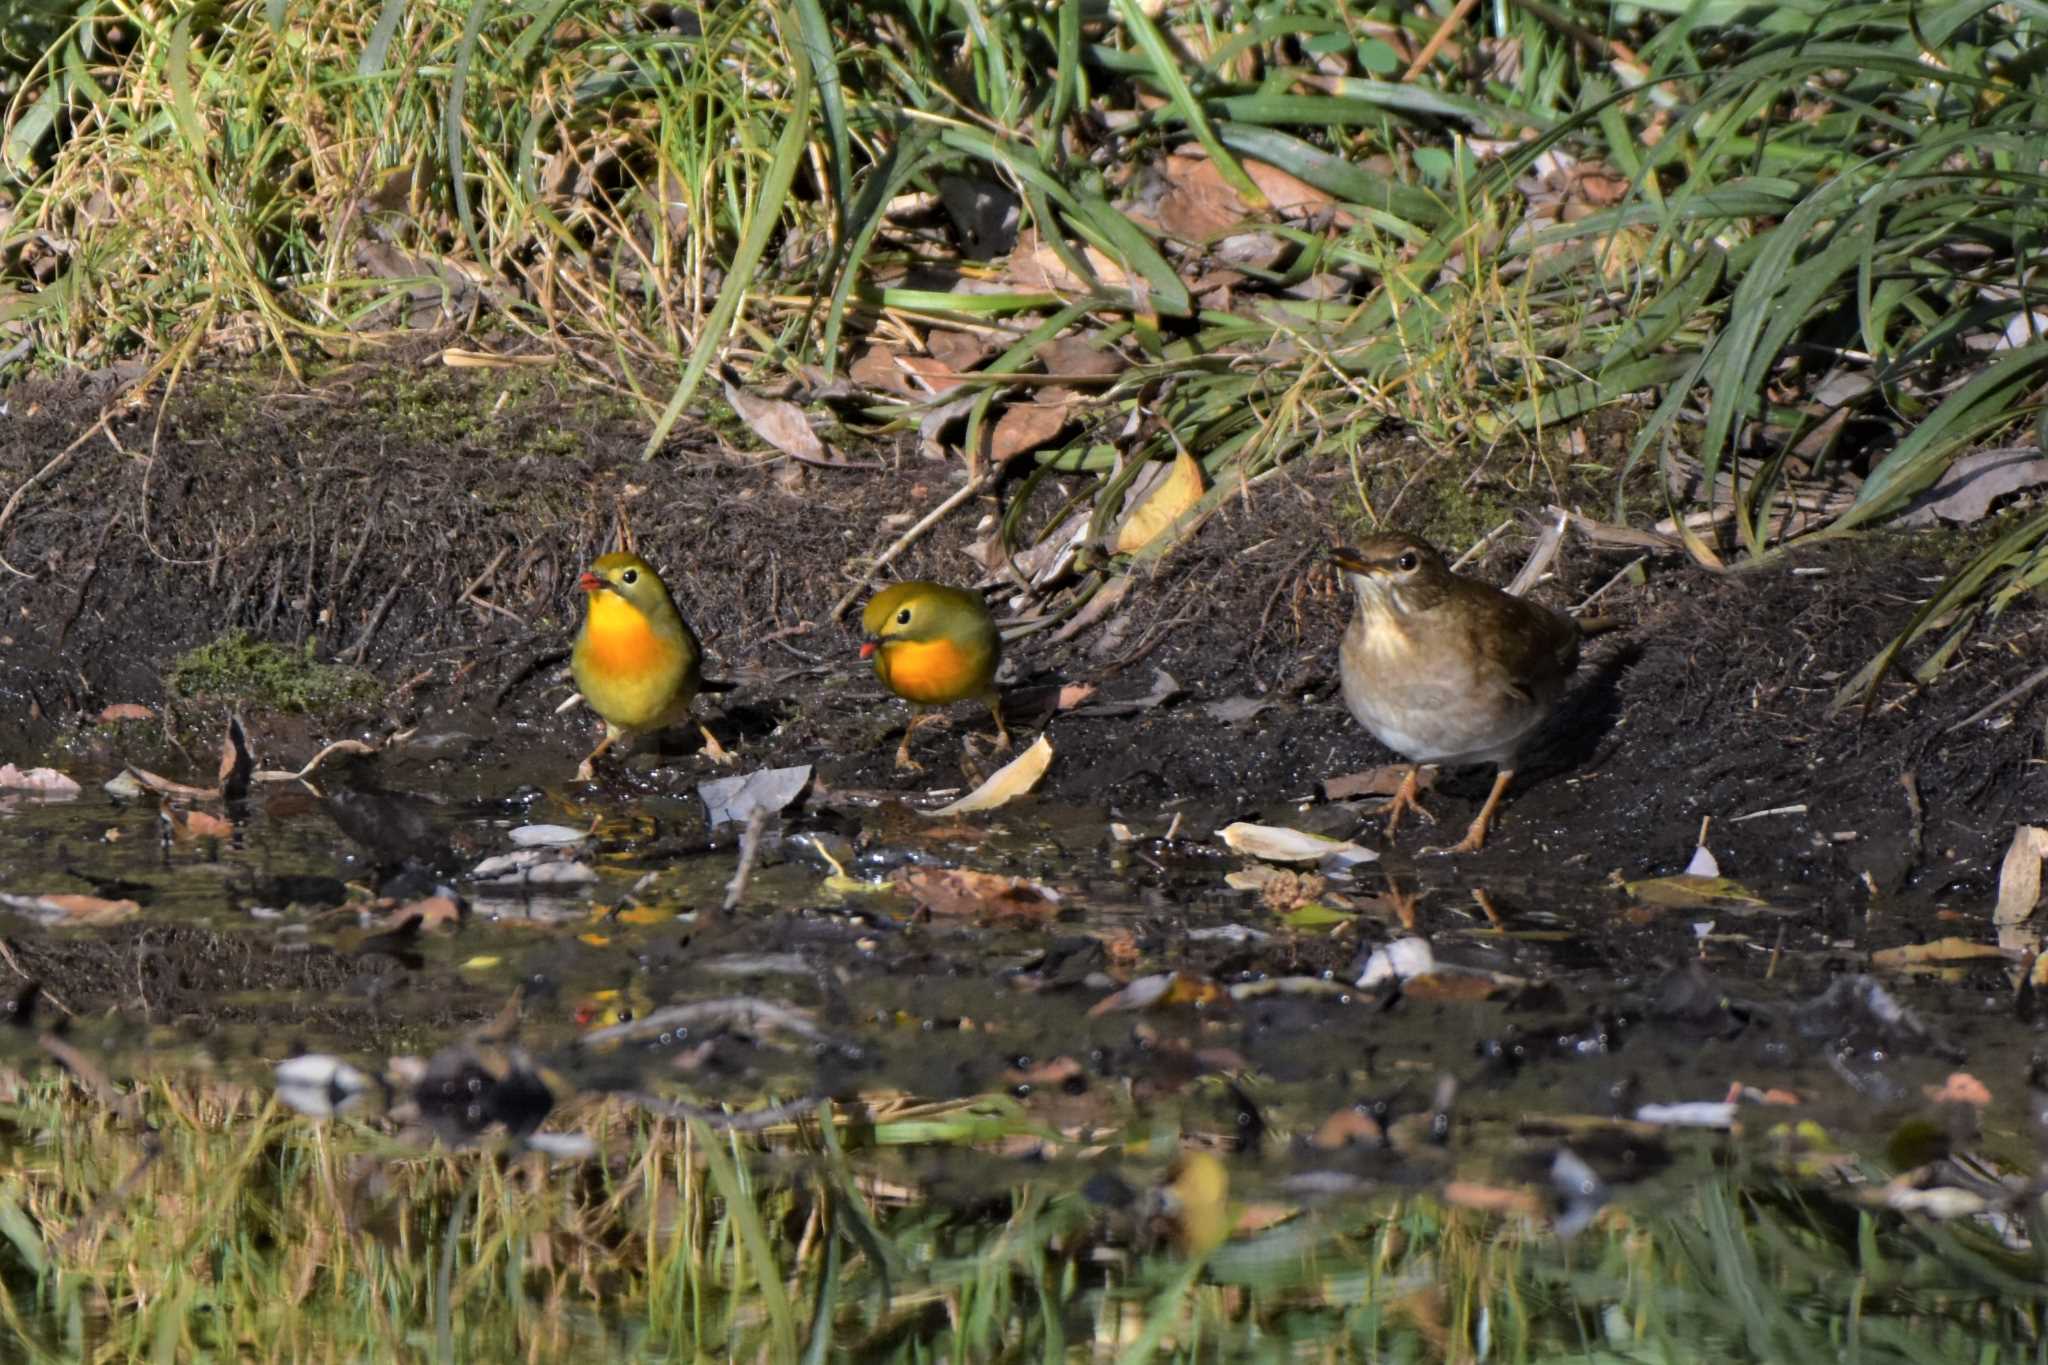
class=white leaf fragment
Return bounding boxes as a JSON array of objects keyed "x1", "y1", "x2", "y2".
[
  {"x1": 276, "y1": 1054, "x2": 376, "y2": 1119},
  {"x1": 1220, "y1": 821, "x2": 1375, "y2": 865},
  {"x1": 1356, "y1": 936, "x2": 1434, "y2": 988},
  {"x1": 509, "y1": 823, "x2": 589, "y2": 847}
]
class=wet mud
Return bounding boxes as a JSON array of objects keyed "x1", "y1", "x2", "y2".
[{"x1": 0, "y1": 362, "x2": 2042, "y2": 1202}]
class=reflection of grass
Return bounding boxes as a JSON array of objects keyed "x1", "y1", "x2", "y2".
[
  {"x1": 0, "y1": 1073, "x2": 2037, "y2": 1359},
  {"x1": 167, "y1": 631, "x2": 378, "y2": 712}
]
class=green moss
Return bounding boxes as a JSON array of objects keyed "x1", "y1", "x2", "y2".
[{"x1": 167, "y1": 631, "x2": 378, "y2": 712}]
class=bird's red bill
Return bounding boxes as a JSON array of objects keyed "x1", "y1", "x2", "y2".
[
  {"x1": 858, "y1": 641, "x2": 877, "y2": 660},
  {"x1": 578, "y1": 571, "x2": 603, "y2": 593}
]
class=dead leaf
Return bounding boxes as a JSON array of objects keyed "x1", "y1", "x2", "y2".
[
  {"x1": 1163, "y1": 1151, "x2": 1231, "y2": 1256},
  {"x1": 1322, "y1": 766, "x2": 1427, "y2": 802},
  {"x1": 1220, "y1": 822, "x2": 1374, "y2": 865},
  {"x1": 986, "y1": 402, "x2": 1070, "y2": 465},
  {"x1": 1311, "y1": 1107, "x2": 1385, "y2": 1149},
  {"x1": 1994, "y1": 825, "x2": 2048, "y2": 926},
  {"x1": 0, "y1": 892, "x2": 139, "y2": 925},
  {"x1": 1873, "y1": 937, "x2": 2013, "y2": 970},
  {"x1": 98, "y1": 703, "x2": 153, "y2": 723},
  {"x1": 698, "y1": 764, "x2": 812, "y2": 827},
  {"x1": 1112, "y1": 449, "x2": 1206, "y2": 555},
  {"x1": 1403, "y1": 972, "x2": 1503, "y2": 1002},
  {"x1": 1204, "y1": 695, "x2": 1276, "y2": 724},
  {"x1": 1622, "y1": 874, "x2": 1766, "y2": 908},
  {"x1": 926, "y1": 734, "x2": 1052, "y2": 816},
  {"x1": 1035, "y1": 333, "x2": 1126, "y2": 378},
  {"x1": 893, "y1": 354, "x2": 968, "y2": 396},
  {"x1": 0, "y1": 765, "x2": 81, "y2": 797},
  {"x1": 723, "y1": 381, "x2": 832, "y2": 464},
  {"x1": 1899, "y1": 448, "x2": 2048, "y2": 526},
  {"x1": 160, "y1": 804, "x2": 233, "y2": 840},
  {"x1": 850, "y1": 344, "x2": 920, "y2": 396},
  {"x1": 926, "y1": 329, "x2": 992, "y2": 373},
  {"x1": 895, "y1": 867, "x2": 1060, "y2": 923},
  {"x1": 1441, "y1": 1181, "x2": 1545, "y2": 1219}
]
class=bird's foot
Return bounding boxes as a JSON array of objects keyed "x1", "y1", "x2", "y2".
[
  {"x1": 893, "y1": 744, "x2": 925, "y2": 774},
  {"x1": 1373, "y1": 767, "x2": 1435, "y2": 837},
  {"x1": 698, "y1": 725, "x2": 738, "y2": 766},
  {"x1": 1420, "y1": 824, "x2": 1488, "y2": 857},
  {"x1": 575, "y1": 759, "x2": 598, "y2": 782}
]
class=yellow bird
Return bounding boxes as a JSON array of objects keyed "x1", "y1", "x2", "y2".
[
  {"x1": 570, "y1": 552, "x2": 720, "y2": 780},
  {"x1": 860, "y1": 581, "x2": 1008, "y2": 771}
]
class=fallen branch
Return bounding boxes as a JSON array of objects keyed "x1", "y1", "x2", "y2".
[{"x1": 829, "y1": 472, "x2": 990, "y2": 620}]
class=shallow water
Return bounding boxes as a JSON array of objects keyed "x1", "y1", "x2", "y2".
[{"x1": 0, "y1": 745, "x2": 2032, "y2": 1222}]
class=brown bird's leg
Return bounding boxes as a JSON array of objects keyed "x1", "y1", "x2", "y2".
[
  {"x1": 895, "y1": 709, "x2": 938, "y2": 772},
  {"x1": 1431, "y1": 767, "x2": 1515, "y2": 856},
  {"x1": 577, "y1": 725, "x2": 622, "y2": 782},
  {"x1": 985, "y1": 695, "x2": 1011, "y2": 752},
  {"x1": 1375, "y1": 765, "x2": 1435, "y2": 836}
]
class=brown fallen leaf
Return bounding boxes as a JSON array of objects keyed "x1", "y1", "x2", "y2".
[
  {"x1": 1035, "y1": 333, "x2": 1127, "y2": 378},
  {"x1": 1925, "y1": 1072, "x2": 1992, "y2": 1106},
  {"x1": 926, "y1": 329, "x2": 992, "y2": 373},
  {"x1": 1441, "y1": 1181, "x2": 1546, "y2": 1219},
  {"x1": 985, "y1": 401, "x2": 1070, "y2": 465},
  {"x1": 1872, "y1": 937, "x2": 2013, "y2": 970},
  {"x1": 1005, "y1": 1055, "x2": 1083, "y2": 1087},
  {"x1": 724, "y1": 380, "x2": 832, "y2": 464},
  {"x1": 850, "y1": 343, "x2": 920, "y2": 396},
  {"x1": 895, "y1": 867, "x2": 1060, "y2": 923},
  {"x1": 893, "y1": 354, "x2": 969, "y2": 396},
  {"x1": 98, "y1": 703, "x2": 153, "y2": 723},
  {"x1": 1311, "y1": 1107, "x2": 1385, "y2": 1149},
  {"x1": 1322, "y1": 766, "x2": 1428, "y2": 802},
  {"x1": 1402, "y1": 972, "x2": 1503, "y2": 1003}
]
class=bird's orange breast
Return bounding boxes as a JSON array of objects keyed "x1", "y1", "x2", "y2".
[
  {"x1": 876, "y1": 637, "x2": 986, "y2": 704},
  {"x1": 583, "y1": 593, "x2": 678, "y2": 679}
]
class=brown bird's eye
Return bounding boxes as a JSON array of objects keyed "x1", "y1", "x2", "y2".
[
  {"x1": 1396, "y1": 551, "x2": 1418, "y2": 572},
  {"x1": 621, "y1": 568, "x2": 639, "y2": 585},
  {"x1": 896, "y1": 607, "x2": 912, "y2": 625}
]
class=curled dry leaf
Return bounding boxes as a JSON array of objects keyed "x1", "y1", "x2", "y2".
[
  {"x1": 1112, "y1": 449, "x2": 1206, "y2": 555},
  {"x1": 98, "y1": 703, "x2": 153, "y2": 723},
  {"x1": 926, "y1": 734, "x2": 1052, "y2": 816},
  {"x1": 382, "y1": 893, "x2": 465, "y2": 934},
  {"x1": 0, "y1": 764, "x2": 81, "y2": 797},
  {"x1": 986, "y1": 401, "x2": 1070, "y2": 465},
  {"x1": 160, "y1": 804, "x2": 234, "y2": 840},
  {"x1": 895, "y1": 867, "x2": 1060, "y2": 923},
  {"x1": 1872, "y1": 937, "x2": 2012, "y2": 970},
  {"x1": 1322, "y1": 765, "x2": 1428, "y2": 802},
  {"x1": 1219, "y1": 821, "x2": 1374, "y2": 865}
]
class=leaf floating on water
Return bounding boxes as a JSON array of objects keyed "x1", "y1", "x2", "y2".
[
  {"x1": 1112, "y1": 448, "x2": 1206, "y2": 554},
  {"x1": 509, "y1": 823, "x2": 590, "y2": 847},
  {"x1": 0, "y1": 765, "x2": 80, "y2": 797},
  {"x1": 700, "y1": 764, "x2": 813, "y2": 827},
  {"x1": 0, "y1": 892, "x2": 139, "y2": 925},
  {"x1": 1280, "y1": 902, "x2": 1351, "y2": 931},
  {"x1": 895, "y1": 867, "x2": 1060, "y2": 923},
  {"x1": 381, "y1": 893, "x2": 465, "y2": 934},
  {"x1": 1683, "y1": 842, "x2": 1720, "y2": 878},
  {"x1": 1621, "y1": 873, "x2": 1765, "y2": 907},
  {"x1": 927, "y1": 735, "x2": 1051, "y2": 816},
  {"x1": 1219, "y1": 821, "x2": 1374, "y2": 865}
]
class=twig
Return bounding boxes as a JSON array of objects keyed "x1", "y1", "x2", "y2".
[
  {"x1": 0, "y1": 938, "x2": 73, "y2": 1017},
  {"x1": 1946, "y1": 663, "x2": 2048, "y2": 733},
  {"x1": 723, "y1": 810, "x2": 769, "y2": 912},
  {"x1": 1574, "y1": 555, "x2": 1647, "y2": 615},
  {"x1": 1901, "y1": 770, "x2": 1924, "y2": 859},
  {"x1": 346, "y1": 573, "x2": 407, "y2": 666},
  {"x1": 1403, "y1": 0, "x2": 1482, "y2": 79},
  {"x1": 829, "y1": 473, "x2": 989, "y2": 620}
]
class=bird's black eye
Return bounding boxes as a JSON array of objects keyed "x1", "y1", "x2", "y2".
[
  {"x1": 896, "y1": 607, "x2": 912, "y2": 625},
  {"x1": 621, "y1": 568, "x2": 639, "y2": 585},
  {"x1": 1396, "y1": 552, "x2": 1418, "y2": 572}
]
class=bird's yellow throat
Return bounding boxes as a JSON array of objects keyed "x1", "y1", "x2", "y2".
[{"x1": 583, "y1": 590, "x2": 679, "y2": 678}]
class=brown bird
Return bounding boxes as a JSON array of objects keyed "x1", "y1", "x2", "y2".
[{"x1": 1331, "y1": 533, "x2": 1580, "y2": 854}]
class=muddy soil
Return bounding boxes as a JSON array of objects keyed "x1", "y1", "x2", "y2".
[{"x1": 0, "y1": 359, "x2": 2042, "y2": 1009}]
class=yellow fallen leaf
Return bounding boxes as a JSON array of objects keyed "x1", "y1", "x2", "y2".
[
  {"x1": 1872, "y1": 937, "x2": 2012, "y2": 970},
  {"x1": 1113, "y1": 449, "x2": 1205, "y2": 554},
  {"x1": 1995, "y1": 825, "x2": 2048, "y2": 926},
  {"x1": 926, "y1": 734, "x2": 1052, "y2": 816},
  {"x1": 1622, "y1": 874, "x2": 1766, "y2": 908},
  {"x1": 460, "y1": 956, "x2": 502, "y2": 969},
  {"x1": 1165, "y1": 1151, "x2": 1232, "y2": 1256}
]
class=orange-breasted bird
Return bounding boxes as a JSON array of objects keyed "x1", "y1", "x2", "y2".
[
  {"x1": 860, "y1": 581, "x2": 1008, "y2": 772},
  {"x1": 570, "y1": 552, "x2": 725, "y2": 780}
]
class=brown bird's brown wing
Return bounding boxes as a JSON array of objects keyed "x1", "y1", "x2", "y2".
[{"x1": 1455, "y1": 583, "x2": 1580, "y2": 702}]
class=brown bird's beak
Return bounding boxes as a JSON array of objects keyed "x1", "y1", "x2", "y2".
[
  {"x1": 858, "y1": 641, "x2": 877, "y2": 660},
  {"x1": 1329, "y1": 545, "x2": 1370, "y2": 574},
  {"x1": 578, "y1": 571, "x2": 604, "y2": 593}
]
